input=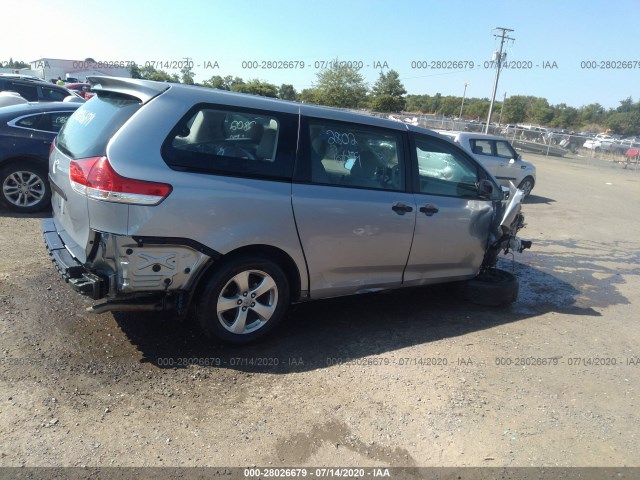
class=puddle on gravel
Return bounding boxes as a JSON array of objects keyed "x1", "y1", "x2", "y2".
[{"x1": 510, "y1": 238, "x2": 638, "y2": 314}]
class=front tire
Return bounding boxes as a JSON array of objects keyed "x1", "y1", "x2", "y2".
[
  {"x1": 461, "y1": 268, "x2": 519, "y2": 306},
  {"x1": 194, "y1": 255, "x2": 290, "y2": 344},
  {"x1": 517, "y1": 176, "x2": 535, "y2": 198},
  {"x1": 1, "y1": 162, "x2": 51, "y2": 213}
]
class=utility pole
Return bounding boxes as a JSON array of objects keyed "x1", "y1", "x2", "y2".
[
  {"x1": 498, "y1": 91, "x2": 507, "y2": 125},
  {"x1": 459, "y1": 82, "x2": 468, "y2": 120},
  {"x1": 182, "y1": 57, "x2": 194, "y2": 84},
  {"x1": 484, "y1": 27, "x2": 514, "y2": 134}
]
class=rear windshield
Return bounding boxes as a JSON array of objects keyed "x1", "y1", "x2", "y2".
[{"x1": 56, "y1": 92, "x2": 141, "y2": 159}]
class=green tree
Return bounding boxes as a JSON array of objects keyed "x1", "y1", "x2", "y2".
[
  {"x1": 369, "y1": 70, "x2": 406, "y2": 112},
  {"x1": 501, "y1": 96, "x2": 531, "y2": 124},
  {"x1": 527, "y1": 98, "x2": 553, "y2": 125},
  {"x1": 202, "y1": 75, "x2": 227, "y2": 89},
  {"x1": 312, "y1": 60, "x2": 368, "y2": 108},
  {"x1": 549, "y1": 104, "x2": 579, "y2": 129},
  {"x1": 439, "y1": 96, "x2": 462, "y2": 117},
  {"x1": 5, "y1": 58, "x2": 30, "y2": 69},
  {"x1": 136, "y1": 65, "x2": 179, "y2": 82},
  {"x1": 578, "y1": 103, "x2": 606, "y2": 126},
  {"x1": 231, "y1": 79, "x2": 278, "y2": 97},
  {"x1": 129, "y1": 63, "x2": 142, "y2": 79},
  {"x1": 180, "y1": 64, "x2": 195, "y2": 85},
  {"x1": 429, "y1": 93, "x2": 443, "y2": 113},
  {"x1": 616, "y1": 96, "x2": 635, "y2": 113},
  {"x1": 202, "y1": 75, "x2": 244, "y2": 90},
  {"x1": 606, "y1": 111, "x2": 640, "y2": 136},
  {"x1": 464, "y1": 98, "x2": 490, "y2": 120},
  {"x1": 278, "y1": 84, "x2": 297, "y2": 101},
  {"x1": 299, "y1": 88, "x2": 319, "y2": 104},
  {"x1": 404, "y1": 94, "x2": 431, "y2": 112}
]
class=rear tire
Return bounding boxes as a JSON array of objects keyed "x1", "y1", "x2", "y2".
[
  {"x1": 194, "y1": 255, "x2": 290, "y2": 344},
  {"x1": 461, "y1": 268, "x2": 519, "y2": 306},
  {"x1": 0, "y1": 161, "x2": 51, "y2": 213}
]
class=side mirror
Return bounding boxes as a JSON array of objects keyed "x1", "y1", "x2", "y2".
[
  {"x1": 478, "y1": 179, "x2": 494, "y2": 198},
  {"x1": 509, "y1": 158, "x2": 515, "y2": 164},
  {"x1": 501, "y1": 186, "x2": 510, "y2": 199}
]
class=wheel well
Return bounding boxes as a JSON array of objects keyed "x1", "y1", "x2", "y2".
[
  {"x1": 0, "y1": 156, "x2": 47, "y2": 172},
  {"x1": 520, "y1": 175, "x2": 535, "y2": 187},
  {"x1": 192, "y1": 244, "x2": 303, "y2": 303}
]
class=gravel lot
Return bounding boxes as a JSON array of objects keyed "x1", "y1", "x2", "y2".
[{"x1": 1, "y1": 152, "x2": 639, "y2": 468}]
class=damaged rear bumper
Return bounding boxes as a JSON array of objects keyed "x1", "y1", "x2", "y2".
[
  {"x1": 42, "y1": 218, "x2": 106, "y2": 300},
  {"x1": 42, "y1": 218, "x2": 219, "y2": 315}
]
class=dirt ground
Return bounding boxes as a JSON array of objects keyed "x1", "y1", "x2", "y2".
[{"x1": 0, "y1": 152, "x2": 639, "y2": 469}]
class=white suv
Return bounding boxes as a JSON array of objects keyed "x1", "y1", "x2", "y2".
[{"x1": 438, "y1": 131, "x2": 537, "y2": 198}]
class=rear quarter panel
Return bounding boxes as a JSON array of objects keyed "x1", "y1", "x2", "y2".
[{"x1": 104, "y1": 88, "x2": 309, "y2": 292}]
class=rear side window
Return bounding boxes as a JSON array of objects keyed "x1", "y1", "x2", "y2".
[
  {"x1": 9, "y1": 82, "x2": 38, "y2": 101},
  {"x1": 469, "y1": 139, "x2": 492, "y2": 156},
  {"x1": 57, "y1": 92, "x2": 141, "y2": 159},
  {"x1": 162, "y1": 105, "x2": 294, "y2": 180},
  {"x1": 16, "y1": 112, "x2": 72, "y2": 132},
  {"x1": 41, "y1": 86, "x2": 69, "y2": 101},
  {"x1": 16, "y1": 114, "x2": 42, "y2": 128},
  {"x1": 37, "y1": 112, "x2": 73, "y2": 132}
]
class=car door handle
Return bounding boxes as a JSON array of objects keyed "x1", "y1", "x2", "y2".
[
  {"x1": 391, "y1": 202, "x2": 413, "y2": 214},
  {"x1": 419, "y1": 204, "x2": 439, "y2": 216}
]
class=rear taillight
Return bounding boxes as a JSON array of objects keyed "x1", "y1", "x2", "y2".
[
  {"x1": 69, "y1": 156, "x2": 172, "y2": 205},
  {"x1": 49, "y1": 141, "x2": 55, "y2": 157}
]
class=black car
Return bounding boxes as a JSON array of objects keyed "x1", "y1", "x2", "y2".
[
  {"x1": 0, "y1": 102, "x2": 80, "y2": 212},
  {"x1": 0, "y1": 75, "x2": 77, "y2": 102}
]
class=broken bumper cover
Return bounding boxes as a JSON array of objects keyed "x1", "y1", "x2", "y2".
[{"x1": 42, "y1": 218, "x2": 106, "y2": 300}]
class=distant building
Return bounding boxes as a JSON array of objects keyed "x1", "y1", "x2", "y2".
[{"x1": 24, "y1": 58, "x2": 132, "y2": 82}]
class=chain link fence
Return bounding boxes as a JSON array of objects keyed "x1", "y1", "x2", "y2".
[{"x1": 367, "y1": 111, "x2": 640, "y2": 168}]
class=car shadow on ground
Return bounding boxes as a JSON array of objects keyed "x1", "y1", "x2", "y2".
[
  {"x1": 112, "y1": 260, "x2": 601, "y2": 374},
  {"x1": 523, "y1": 194, "x2": 555, "y2": 205},
  {"x1": 0, "y1": 208, "x2": 52, "y2": 219}
]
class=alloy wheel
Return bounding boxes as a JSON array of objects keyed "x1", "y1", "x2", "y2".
[
  {"x1": 2, "y1": 170, "x2": 47, "y2": 208},
  {"x1": 216, "y1": 269, "x2": 278, "y2": 334}
]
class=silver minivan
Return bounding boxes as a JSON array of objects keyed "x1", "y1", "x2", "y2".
[{"x1": 43, "y1": 77, "x2": 530, "y2": 344}]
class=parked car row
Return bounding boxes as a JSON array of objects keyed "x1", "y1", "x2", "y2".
[
  {"x1": 64, "y1": 83, "x2": 95, "y2": 99},
  {"x1": 582, "y1": 134, "x2": 616, "y2": 151},
  {"x1": 612, "y1": 138, "x2": 640, "y2": 157},
  {"x1": 0, "y1": 74, "x2": 87, "y2": 212},
  {"x1": 0, "y1": 102, "x2": 81, "y2": 211},
  {"x1": 498, "y1": 125, "x2": 640, "y2": 158},
  {"x1": 0, "y1": 74, "x2": 81, "y2": 103},
  {"x1": 582, "y1": 134, "x2": 640, "y2": 156},
  {"x1": 42, "y1": 76, "x2": 531, "y2": 344}
]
